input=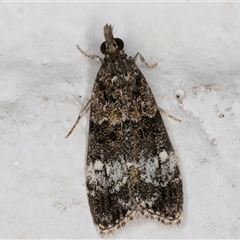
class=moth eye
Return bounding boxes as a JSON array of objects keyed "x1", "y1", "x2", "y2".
[
  {"x1": 100, "y1": 38, "x2": 124, "y2": 54},
  {"x1": 114, "y1": 38, "x2": 124, "y2": 50},
  {"x1": 100, "y1": 42, "x2": 107, "y2": 54}
]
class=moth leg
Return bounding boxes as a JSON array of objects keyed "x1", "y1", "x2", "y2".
[
  {"x1": 65, "y1": 99, "x2": 91, "y2": 138},
  {"x1": 76, "y1": 45, "x2": 103, "y2": 63},
  {"x1": 158, "y1": 107, "x2": 181, "y2": 122},
  {"x1": 133, "y1": 52, "x2": 157, "y2": 68}
]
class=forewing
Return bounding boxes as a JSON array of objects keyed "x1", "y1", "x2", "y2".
[
  {"x1": 85, "y1": 64, "x2": 132, "y2": 233},
  {"x1": 128, "y1": 68, "x2": 183, "y2": 223}
]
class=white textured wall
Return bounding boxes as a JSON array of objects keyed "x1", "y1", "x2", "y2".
[{"x1": 1, "y1": 2, "x2": 239, "y2": 238}]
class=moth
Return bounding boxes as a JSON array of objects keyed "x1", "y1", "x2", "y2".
[{"x1": 66, "y1": 24, "x2": 183, "y2": 234}]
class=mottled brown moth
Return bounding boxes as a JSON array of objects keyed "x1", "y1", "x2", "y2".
[{"x1": 66, "y1": 24, "x2": 183, "y2": 235}]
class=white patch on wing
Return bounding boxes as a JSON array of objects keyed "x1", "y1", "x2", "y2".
[
  {"x1": 138, "y1": 155, "x2": 160, "y2": 186},
  {"x1": 107, "y1": 156, "x2": 127, "y2": 192},
  {"x1": 94, "y1": 160, "x2": 104, "y2": 170},
  {"x1": 86, "y1": 154, "x2": 128, "y2": 192},
  {"x1": 159, "y1": 149, "x2": 168, "y2": 163}
]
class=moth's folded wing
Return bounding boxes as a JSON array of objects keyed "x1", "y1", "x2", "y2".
[
  {"x1": 86, "y1": 120, "x2": 132, "y2": 233},
  {"x1": 132, "y1": 110, "x2": 183, "y2": 223}
]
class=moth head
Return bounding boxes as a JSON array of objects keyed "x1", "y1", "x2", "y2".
[{"x1": 100, "y1": 38, "x2": 124, "y2": 55}]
